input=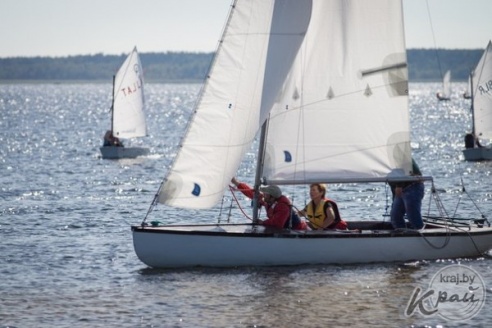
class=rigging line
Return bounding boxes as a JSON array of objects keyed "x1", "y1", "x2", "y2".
[
  {"x1": 142, "y1": 192, "x2": 160, "y2": 225},
  {"x1": 217, "y1": 192, "x2": 226, "y2": 224},
  {"x1": 422, "y1": 218, "x2": 485, "y2": 255},
  {"x1": 418, "y1": 181, "x2": 453, "y2": 249},
  {"x1": 157, "y1": 0, "x2": 237, "y2": 195},
  {"x1": 142, "y1": 160, "x2": 180, "y2": 225},
  {"x1": 226, "y1": 196, "x2": 234, "y2": 223},
  {"x1": 460, "y1": 177, "x2": 489, "y2": 223},
  {"x1": 452, "y1": 190, "x2": 463, "y2": 218},
  {"x1": 384, "y1": 182, "x2": 391, "y2": 218},
  {"x1": 426, "y1": 181, "x2": 486, "y2": 256},
  {"x1": 425, "y1": 0, "x2": 446, "y2": 81},
  {"x1": 229, "y1": 185, "x2": 253, "y2": 221}
]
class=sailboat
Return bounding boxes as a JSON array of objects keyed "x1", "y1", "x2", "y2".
[
  {"x1": 132, "y1": 0, "x2": 492, "y2": 268},
  {"x1": 463, "y1": 75, "x2": 472, "y2": 99},
  {"x1": 100, "y1": 47, "x2": 149, "y2": 159},
  {"x1": 436, "y1": 70, "x2": 451, "y2": 101},
  {"x1": 462, "y1": 40, "x2": 492, "y2": 161}
]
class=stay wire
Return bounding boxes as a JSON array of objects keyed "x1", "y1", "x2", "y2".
[
  {"x1": 414, "y1": 181, "x2": 451, "y2": 249},
  {"x1": 460, "y1": 177, "x2": 489, "y2": 224},
  {"x1": 420, "y1": 180, "x2": 485, "y2": 255},
  {"x1": 425, "y1": 0, "x2": 446, "y2": 81}
]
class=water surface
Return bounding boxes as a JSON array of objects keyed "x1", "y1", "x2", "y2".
[{"x1": 1, "y1": 82, "x2": 491, "y2": 327}]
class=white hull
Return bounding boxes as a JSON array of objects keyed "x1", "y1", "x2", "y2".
[
  {"x1": 100, "y1": 146, "x2": 149, "y2": 159},
  {"x1": 132, "y1": 222, "x2": 492, "y2": 268},
  {"x1": 463, "y1": 147, "x2": 492, "y2": 161}
]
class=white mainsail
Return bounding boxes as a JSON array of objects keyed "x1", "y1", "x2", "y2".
[
  {"x1": 472, "y1": 40, "x2": 492, "y2": 139},
  {"x1": 464, "y1": 75, "x2": 472, "y2": 99},
  {"x1": 158, "y1": 0, "x2": 412, "y2": 209},
  {"x1": 441, "y1": 70, "x2": 451, "y2": 99},
  {"x1": 112, "y1": 47, "x2": 146, "y2": 139},
  {"x1": 263, "y1": 0, "x2": 411, "y2": 184}
]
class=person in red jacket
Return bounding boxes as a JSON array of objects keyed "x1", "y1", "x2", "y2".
[{"x1": 231, "y1": 177, "x2": 308, "y2": 230}]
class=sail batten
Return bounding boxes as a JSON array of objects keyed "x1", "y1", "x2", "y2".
[{"x1": 360, "y1": 62, "x2": 407, "y2": 77}]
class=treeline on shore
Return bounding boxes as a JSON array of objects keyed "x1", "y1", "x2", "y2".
[{"x1": 0, "y1": 49, "x2": 483, "y2": 83}]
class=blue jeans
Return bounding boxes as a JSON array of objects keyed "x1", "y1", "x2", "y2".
[{"x1": 390, "y1": 182, "x2": 425, "y2": 229}]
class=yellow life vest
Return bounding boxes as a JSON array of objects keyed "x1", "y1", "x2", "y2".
[{"x1": 306, "y1": 198, "x2": 341, "y2": 229}]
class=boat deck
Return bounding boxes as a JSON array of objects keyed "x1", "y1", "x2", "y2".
[{"x1": 131, "y1": 220, "x2": 492, "y2": 238}]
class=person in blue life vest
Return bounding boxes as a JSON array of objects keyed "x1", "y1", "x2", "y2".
[
  {"x1": 389, "y1": 158, "x2": 425, "y2": 230},
  {"x1": 297, "y1": 183, "x2": 348, "y2": 230},
  {"x1": 231, "y1": 177, "x2": 308, "y2": 230}
]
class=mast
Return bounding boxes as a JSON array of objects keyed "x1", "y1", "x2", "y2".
[
  {"x1": 252, "y1": 119, "x2": 269, "y2": 221},
  {"x1": 110, "y1": 75, "x2": 115, "y2": 135},
  {"x1": 470, "y1": 71, "x2": 475, "y2": 136}
]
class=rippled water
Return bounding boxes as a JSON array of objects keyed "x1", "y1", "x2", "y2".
[{"x1": 1, "y1": 82, "x2": 491, "y2": 327}]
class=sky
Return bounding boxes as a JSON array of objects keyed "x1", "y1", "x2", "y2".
[{"x1": 1, "y1": 0, "x2": 491, "y2": 58}]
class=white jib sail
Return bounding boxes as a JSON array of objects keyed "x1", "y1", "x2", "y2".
[
  {"x1": 263, "y1": 0, "x2": 412, "y2": 184},
  {"x1": 465, "y1": 75, "x2": 472, "y2": 98},
  {"x1": 113, "y1": 47, "x2": 146, "y2": 139},
  {"x1": 442, "y1": 70, "x2": 451, "y2": 99},
  {"x1": 159, "y1": 0, "x2": 313, "y2": 209},
  {"x1": 472, "y1": 40, "x2": 492, "y2": 139}
]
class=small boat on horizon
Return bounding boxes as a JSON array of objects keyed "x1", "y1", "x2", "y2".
[{"x1": 436, "y1": 70, "x2": 452, "y2": 101}]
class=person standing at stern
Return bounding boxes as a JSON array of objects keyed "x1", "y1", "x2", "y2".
[{"x1": 389, "y1": 159, "x2": 425, "y2": 230}]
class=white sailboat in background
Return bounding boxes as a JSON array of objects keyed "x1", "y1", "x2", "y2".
[
  {"x1": 463, "y1": 75, "x2": 472, "y2": 99},
  {"x1": 436, "y1": 69, "x2": 451, "y2": 101},
  {"x1": 132, "y1": 0, "x2": 492, "y2": 268},
  {"x1": 100, "y1": 47, "x2": 149, "y2": 159},
  {"x1": 463, "y1": 40, "x2": 492, "y2": 161}
]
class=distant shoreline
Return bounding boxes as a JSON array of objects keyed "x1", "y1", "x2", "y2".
[{"x1": 0, "y1": 49, "x2": 482, "y2": 82}]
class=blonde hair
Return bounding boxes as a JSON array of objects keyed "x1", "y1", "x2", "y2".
[{"x1": 310, "y1": 183, "x2": 327, "y2": 198}]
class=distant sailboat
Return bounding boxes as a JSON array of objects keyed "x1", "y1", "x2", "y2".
[
  {"x1": 463, "y1": 41, "x2": 492, "y2": 161},
  {"x1": 436, "y1": 70, "x2": 451, "y2": 101},
  {"x1": 463, "y1": 75, "x2": 472, "y2": 99},
  {"x1": 100, "y1": 47, "x2": 149, "y2": 159}
]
